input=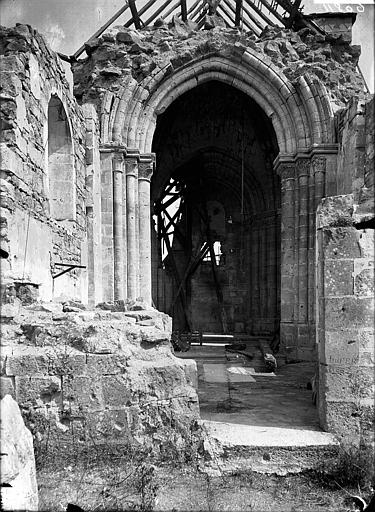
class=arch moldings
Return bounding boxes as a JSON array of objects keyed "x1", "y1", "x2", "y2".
[
  {"x1": 97, "y1": 46, "x2": 337, "y2": 359},
  {"x1": 104, "y1": 48, "x2": 335, "y2": 158}
]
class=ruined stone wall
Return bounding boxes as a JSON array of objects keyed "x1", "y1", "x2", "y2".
[
  {"x1": 73, "y1": 21, "x2": 365, "y2": 116},
  {"x1": 363, "y1": 98, "x2": 374, "y2": 193},
  {"x1": 317, "y1": 94, "x2": 374, "y2": 455},
  {"x1": 70, "y1": 17, "x2": 368, "y2": 354},
  {"x1": 1, "y1": 301, "x2": 199, "y2": 460},
  {"x1": 0, "y1": 24, "x2": 201, "y2": 461},
  {"x1": 0, "y1": 25, "x2": 88, "y2": 303},
  {"x1": 335, "y1": 97, "x2": 374, "y2": 203}
]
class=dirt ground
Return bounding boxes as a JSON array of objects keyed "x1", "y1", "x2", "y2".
[{"x1": 38, "y1": 462, "x2": 370, "y2": 512}]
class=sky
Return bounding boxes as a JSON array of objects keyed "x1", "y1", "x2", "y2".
[{"x1": 0, "y1": 0, "x2": 374, "y2": 91}]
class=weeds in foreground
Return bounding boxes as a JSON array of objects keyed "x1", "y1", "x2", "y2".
[
  {"x1": 310, "y1": 446, "x2": 374, "y2": 490},
  {"x1": 38, "y1": 445, "x2": 160, "y2": 511}
]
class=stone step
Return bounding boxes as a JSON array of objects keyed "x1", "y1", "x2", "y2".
[
  {"x1": 201, "y1": 334, "x2": 273, "y2": 345},
  {"x1": 202, "y1": 420, "x2": 339, "y2": 476}
]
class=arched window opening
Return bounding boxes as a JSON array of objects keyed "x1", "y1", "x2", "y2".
[
  {"x1": 48, "y1": 95, "x2": 75, "y2": 221},
  {"x1": 202, "y1": 240, "x2": 223, "y2": 265}
]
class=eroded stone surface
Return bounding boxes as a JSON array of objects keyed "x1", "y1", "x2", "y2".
[
  {"x1": 317, "y1": 194, "x2": 375, "y2": 460},
  {"x1": 0, "y1": 17, "x2": 374, "y2": 475},
  {"x1": 1, "y1": 394, "x2": 39, "y2": 511},
  {"x1": 1, "y1": 301, "x2": 199, "y2": 461},
  {"x1": 73, "y1": 24, "x2": 366, "y2": 109}
]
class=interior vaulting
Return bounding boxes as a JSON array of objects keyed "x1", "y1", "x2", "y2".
[{"x1": 151, "y1": 81, "x2": 281, "y2": 335}]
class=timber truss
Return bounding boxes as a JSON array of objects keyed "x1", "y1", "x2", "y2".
[
  {"x1": 65, "y1": 0, "x2": 323, "y2": 61},
  {"x1": 154, "y1": 176, "x2": 228, "y2": 333}
]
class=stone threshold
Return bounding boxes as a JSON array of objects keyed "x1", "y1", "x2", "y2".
[
  {"x1": 202, "y1": 420, "x2": 339, "y2": 447},
  {"x1": 201, "y1": 420, "x2": 339, "y2": 476}
]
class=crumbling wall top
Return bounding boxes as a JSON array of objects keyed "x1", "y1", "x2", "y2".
[{"x1": 72, "y1": 19, "x2": 367, "y2": 113}]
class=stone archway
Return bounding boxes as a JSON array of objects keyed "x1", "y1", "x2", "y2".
[
  {"x1": 99, "y1": 47, "x2": 337, "y2": 359},
  {"x1": 150, "y1": 80, "x2": 280, "y2": 335}
]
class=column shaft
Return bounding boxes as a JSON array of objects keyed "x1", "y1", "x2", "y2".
[
  {"x1": 293, "y1": 168, "x2": 300, "y2": 323},
  {"x1": 311, "y1": 156, "x2": 327, "y2": 331},
  {"x1": 126, "y1": 158, "x2": 138, "y2": 300},
  {"x1": 279, "y1": 164, "x2": 296, "y2": 324},
  {"x1": 113, "y1": 156, "x2": 124, "y2": 300},
  {"x1": 100, "y1": 152, "x2": 114, "y2": 300},
  {"x1": 297, "y1": 159, "x2": 310, "y2": 325},
  {"x1": 138, "y1": 158, "x2": 154, "y2": 306}
]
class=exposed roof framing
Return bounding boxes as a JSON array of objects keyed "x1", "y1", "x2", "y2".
[{"x1": 71, "y1": 0, "x2": 324, "y2": 60}]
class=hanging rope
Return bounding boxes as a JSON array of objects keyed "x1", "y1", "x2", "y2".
[
  {"x1": 240, "y1": 112, "x2": 245, "y2": 272},
  {"x1": 241, "y1": 116, "x2": 244, "y2": 217}
]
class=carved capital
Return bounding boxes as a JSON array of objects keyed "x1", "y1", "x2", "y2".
[
  {"x1": 112, "y1": 154, "x2": 124, "y2": 173},
  {"x1": 277, "y1": 163, "x2": 295, "y2": 180},
  {"x1": 138, "y1": 162, "x2": 154, "y2": 181},
  {"x1": 138, "y1": 153, "x2": 155, "y2": 181},
  {"x1": 296, "y1": 158, "x2": 310, "y2": 177},
  {"x1": 311, "y1": 156, "x2": 326, "y2": 175},
  {"x1": 125, "y1": 158, "x2": 138, "y2": 177}
]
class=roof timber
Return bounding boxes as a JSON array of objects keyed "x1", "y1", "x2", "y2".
[{"x1": 71, "y1": 0, "x2": 324, "y2": 60}]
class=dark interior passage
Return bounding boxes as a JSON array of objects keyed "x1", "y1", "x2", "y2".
[{"x1": 151, "y1": 81, "x2": 280, "y2": 335}]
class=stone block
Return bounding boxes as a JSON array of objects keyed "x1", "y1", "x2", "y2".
[
  {"x1": 297, "y1": 324, "x2": 309, "y2": 336},
  {"x1": 324, "y1": 260, "x2": 354, "y2": 296},
  {"x1": 0, "y1": 143, "x2": 22, "y2": 173},
  {"x1": 5, "y1": 346, "x2": 86, "y2": 376},
  {"x1": 296, "y1": 346, "x2": 316, "y2": 361},
  {"x1": 297, "y1": 333, "x2": 313, "y2": 348},
  {"x1": 179, "y1": 359, "x2": 198, "y2": 390},
  {"x1": 126, "y1": 361, "x2": 189, "y2": 402},
  {"x1": 102, "y1": 374, "x2": 132, "y2": 407},
  {"x1": 62, "y1": 375, "x2": 104, "y2": 411},
  {"x1": 85, "y1": 406, "x2": 140, "y2": 440},
  {"x1": 317, "y1": 195, "x2": 354, "y2": 229},
  {"x1": 353, "y1": 259, "x2": 374, "y2": 296},
  {"x1": 320, "y1": 329, "x2": 359, "y2": 365},
  {"x1": 0, "y1": 346, "x2": 13, "y2": 376},
  {"x1": 357, "y1": 229, "x2": 374, "y2": 258},
  {"x1": 45, "y1": 349, "x2": 87, "y2": 375},
  {"x1": 0, "y1": 377, "x2": 15, "y2": 398},
  {"x1": 324, "y1": 297, "x2": 374, "y2": 329},
  {"x1": 139, "y1": 326, "x2": 170, "y2": 345},
  {"x1": 15, "y1": 376, "x2": 62, "y2": 406},
  {"x1": 323, "y1": 401, "x2": 361, "y2": 445},
  {"x1": 358, "y1": 404, "x2": 375, "y2": 446},
  {"x1": 6, "y1": 348, "x2": 46, "y2": 376},
  {"x1": 85, "y1": 353, "x2": 128, "y2": 375},
  {"x1": 320, "y1": 329, "x2": 373, "y2": 366},
  {"x1": 320, "y1": 364, "x2": 374, "y2": 401},
  {"x1": 322, "y1": 228, "x2": 361, "y2": 259},
  {"x1": 280, "y1": 302, "x2": 294, "y2": 321}
]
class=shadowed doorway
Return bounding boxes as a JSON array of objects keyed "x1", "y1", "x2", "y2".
[{"x1": 151, "y1": 80, "x2": 280, "y2": 338}]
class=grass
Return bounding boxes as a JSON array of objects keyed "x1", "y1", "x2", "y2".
[{"x1": 38, "y1": 461, "x2": 372, "y2": 512}]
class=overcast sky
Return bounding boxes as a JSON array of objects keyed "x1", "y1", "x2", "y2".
[{"x1": 0, "y1": 0, "x2": 373, "y2": 91}]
